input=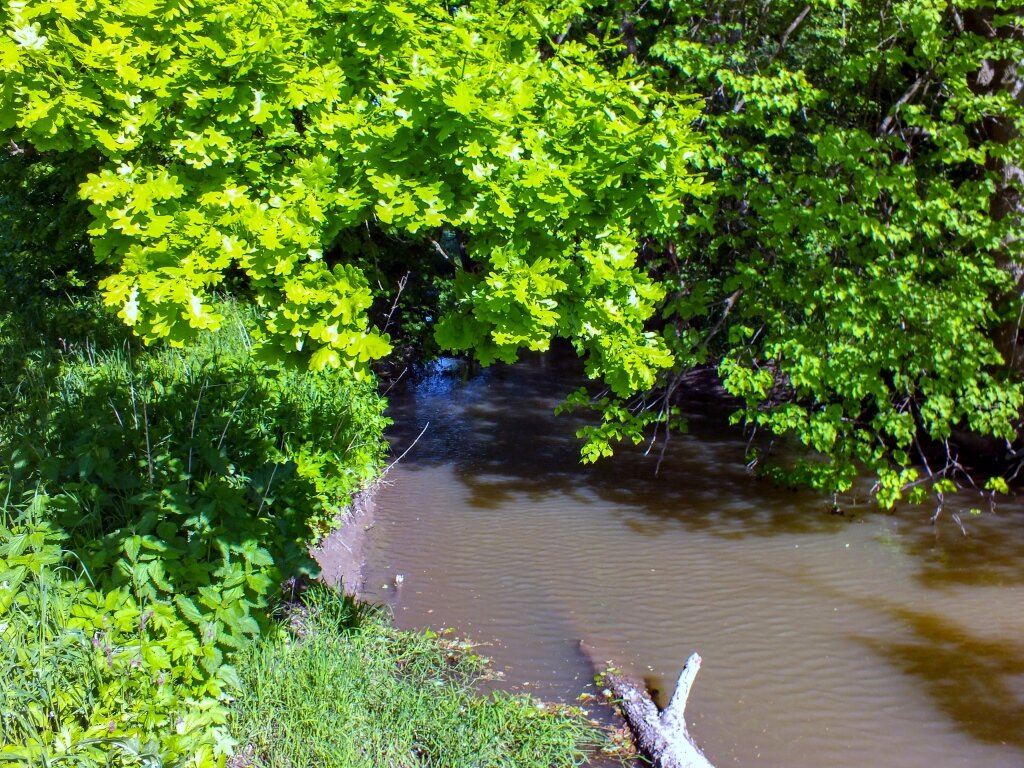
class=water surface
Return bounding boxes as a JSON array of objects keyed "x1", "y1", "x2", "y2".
[{"x1": 364, "y1": 360, "x2": 1024, "y2": 767}]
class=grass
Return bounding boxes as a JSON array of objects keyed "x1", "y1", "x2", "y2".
[{"x1": 229, "y1": 587, "x2": 600, "y2": 768}]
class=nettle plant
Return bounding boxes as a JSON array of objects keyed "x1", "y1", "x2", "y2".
[
  {"x1": 0, "y1": 309, "x2": 388, "y2": 766},
  {"x1": 1, "y1": 494, "x2": 238, "y2": 767},
  {"x1": 0, "y1": 0, "x2": 705, "y2": 397}
]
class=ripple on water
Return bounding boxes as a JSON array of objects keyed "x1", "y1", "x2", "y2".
[{"x1": 364, "y1": 360, "x2": 1024, "y2": 768}]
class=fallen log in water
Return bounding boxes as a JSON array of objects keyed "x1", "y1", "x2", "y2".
[{"x1": 601, "y1": 652, "x2": 715, "y2": 768}]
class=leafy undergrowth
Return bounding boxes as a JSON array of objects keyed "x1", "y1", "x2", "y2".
[
  {"x1": 0, "y1": 299, "x2": 390, "y2": 766},
  {"x1": 229, "y1": 587, "x2": 601, "y2": 768},
  {"x1": 0, "y1": 494, "x2": 230, "y2": 766}
]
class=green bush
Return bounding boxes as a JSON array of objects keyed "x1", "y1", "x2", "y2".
[
  {"x1": 0, "y1": 302, "x2": 389, "y2": 767},
  {"x1": 1, "y1": 492, "x2": 599, "y2": 768},
  {"x1": 0, "y1": 490, "x2": 233, "y2": 767}
]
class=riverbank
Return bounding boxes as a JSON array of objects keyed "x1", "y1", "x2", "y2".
[
  {"x1": 227, "y1": 584, "x2": 601, "y2": 768},
  {"x1": 312, "y1": 486, "x2": 379, "y2": 600},
  {"x1": 307, "y1": 485, "x2": 627, "y2": 767}
]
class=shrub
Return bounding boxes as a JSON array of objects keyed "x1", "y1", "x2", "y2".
[
  {"x1": 0, "y1": 490, "x2": 233, "y2": 767},
  {"x1": 0, "y1": 302, "x2": 389, "y2": 767}
]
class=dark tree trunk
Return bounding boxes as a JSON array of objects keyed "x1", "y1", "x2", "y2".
[
  {"x1": 961, "y1": 7, "x2": 1024, "y2": 375},
  {"x1": 963, "y1": 7, "x2": 1023, "y2": 227}
]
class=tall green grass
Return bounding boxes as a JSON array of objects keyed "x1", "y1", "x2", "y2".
[{"x1": 230, "y1": 587, "x2": 598, "y2": 768}]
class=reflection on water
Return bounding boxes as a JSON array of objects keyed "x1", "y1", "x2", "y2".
[{"x1": 362, "y1": 358, "x2": 1024, "y2": 768}]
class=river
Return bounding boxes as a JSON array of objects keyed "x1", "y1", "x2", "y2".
[{"x1": 361, "y1": 358, "x2": 1024, "y2": 767}]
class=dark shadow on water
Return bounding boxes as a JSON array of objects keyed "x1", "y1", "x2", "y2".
[
  {"x1": 386, "y1": 360, "x2": 869, "y2": 539},
  {"x1": 860, "y1": 605, "x2": 1024, "y2": 749},
  {"x1": 888, "y1": 509, "x2": 1024, "y2": 588},
  {"x1": 386, "y1": 358, "x2": 1024, "y2": 557}
]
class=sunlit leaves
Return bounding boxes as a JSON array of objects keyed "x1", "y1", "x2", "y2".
[{"x1": 0, "y1": 0, "x2": 704, "y2": 395}]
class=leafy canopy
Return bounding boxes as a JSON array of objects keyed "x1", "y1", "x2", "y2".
[
  {"x1": 0, "y1": 0, "x2": 704, "y2": 394},
  {"x1": 572, "y1": 0, "x2": 1024, "y2": 506}
]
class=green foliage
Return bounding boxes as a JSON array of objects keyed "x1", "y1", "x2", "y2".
[
  {"x1": 0, "y1": 0, "x2": 704, "y2": 396},
  {"x1": 2, "y1": 0, "x2": 1020, "y2": 508},
  {"x1": 229, "y1": 586, "x2": 599, "y2": 768},
  {"x1": 0, "y1": 152, "x2": 97, "y2": 309},
  {"x1": 557, "y1": 386, "x2": 686, "y2": 462},
  {"x1": 0, "y1": 298, "x2": 389, "y2": 766},
  {"x1": 0, "y1": 491, "x2": 233, "y2": 767},
  {"x1": 574, "y1": 0, "x2": 1024, "y2": 502},
  {"x1": 4, "y1": 304, "x2": 387, "y2": 536}
]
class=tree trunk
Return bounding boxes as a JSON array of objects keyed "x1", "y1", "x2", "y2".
[
  {"x1": 961, "y1": 6, "x2": 1024, "y2": 371},
  {"x1": 963, "y1": 6, "x2": 1023, "y2": 228}
]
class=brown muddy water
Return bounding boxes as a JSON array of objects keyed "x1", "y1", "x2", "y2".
[{"x1": 363, "y1": 358, "x2": 1024, "y2": 768}]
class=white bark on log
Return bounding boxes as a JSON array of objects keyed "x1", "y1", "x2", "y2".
[{"x1": 603, "y1": 652, "x2": 715, "y2": 768}]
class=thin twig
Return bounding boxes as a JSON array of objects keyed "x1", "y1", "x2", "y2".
[
  {"x1": 142, "y1": 400, "x2": 154, "y2": 485},
  {"x1": 779, "y1": 5, "x2": 811, "y2": 49},
  {"x1": 381, "y1": 422, "x2": 430, "y2": 477},
  {"x1": 382, "y1": 272, "x2": 410, "y2": 335},
  {"x1": 109, "y1": 400, "x2": 124, "y2": 430},
  {"x1": 878, "y1": 71, "x2": 930, "y2": 136},
  {"x1": 217, "y1": 386, "x2": 251, "y2": 451},
  {"x1": 654, "y1": 422, "x2": 672, "y2": 476},
  {"x1": 256, "y1": 463, "x2": 279, "y2": 517},
  {"x1": 429, "y1": 238, "x2": 454, "y2": 263},
  {"x1": 187, "y1": 377, "x2": 209, "y2": 482},
  {"x1": 381, "y1": 366, "x2": 408, "y2": 398},
  {"x1": 733, "y1": 6, "x2": 812, "y2": 114}
]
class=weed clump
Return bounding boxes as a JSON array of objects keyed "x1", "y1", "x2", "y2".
[
  {"x1": 230, "y1": 587, "x2": 597, "y2": 768},
  {"x1": 0, "y1": 299, "x2": 389, "y2": 766}
]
